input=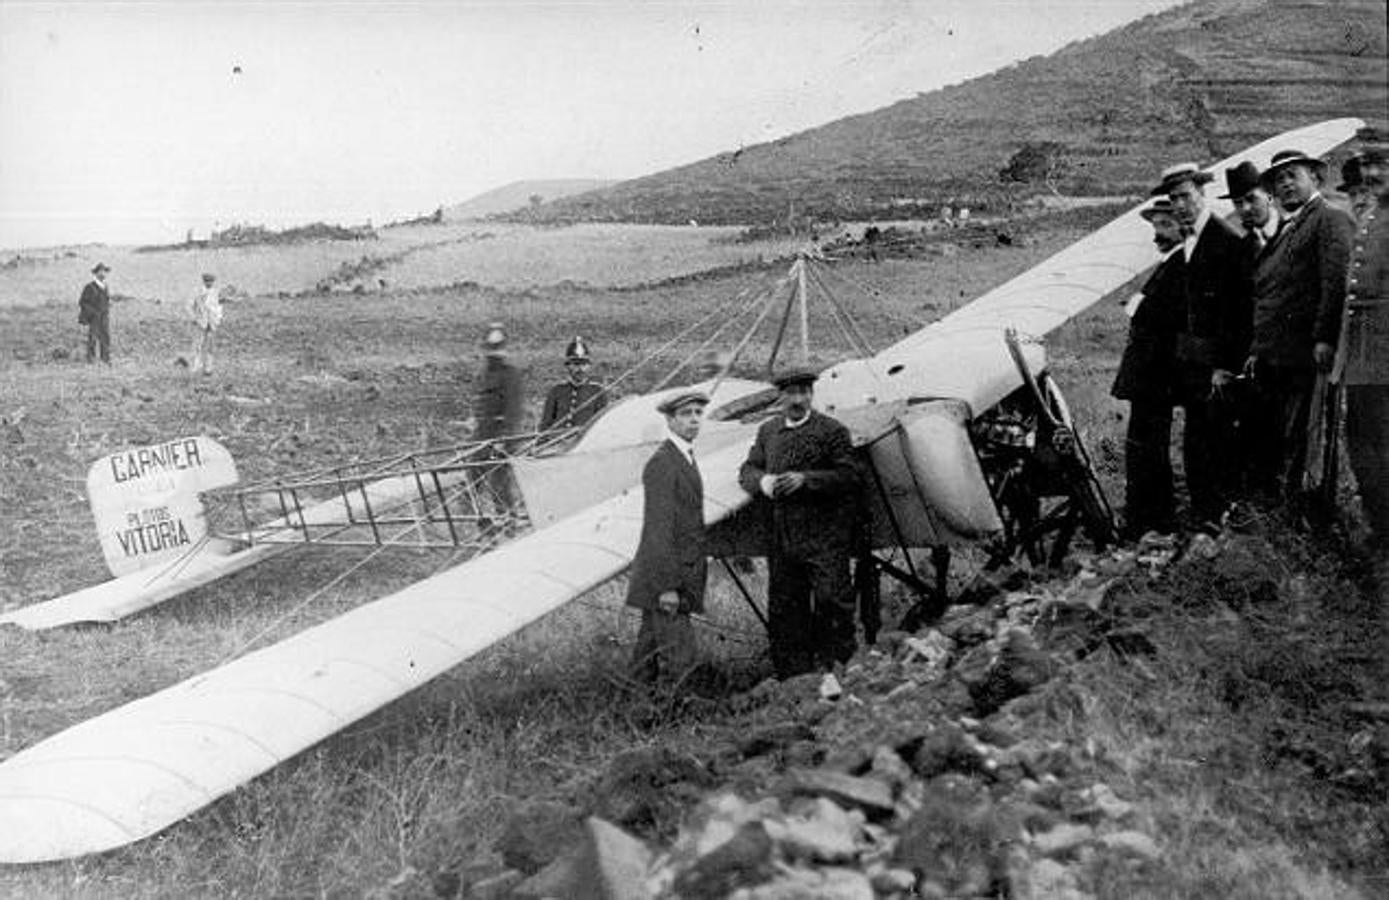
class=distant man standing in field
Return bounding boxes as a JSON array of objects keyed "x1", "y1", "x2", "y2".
[
  {"x1": 539, "y1": 336, "x2": 607, "y2": 434},
  {"x1": 472, "y1": 322, "x2": 525, "y2": 529},
  {"x1": 77, "y1": 262, "x2": 111, "y2": 364},
  {"x1": 1111, "y1": 198, "x2": 1185, "y2": 539},
  {"x1": 185, "y1": 273, "x2": 223, "y2": 376},
  {"x1": 1157, "y1": 162, "x2": 1251, "y2": 527},
  {"x1": 1242, "y1": 150, "x2": 1354, "y2": 509},
  {"x1": 738, "y1": 368, "x2": 859, "y2": 695},
  {"x1": 626, "y1": 390, "x2": 710, "y2": 686}
]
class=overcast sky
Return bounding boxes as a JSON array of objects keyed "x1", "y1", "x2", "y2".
[{"x1": 0, "y1": 0, "x2": 1182, "y2": 250}]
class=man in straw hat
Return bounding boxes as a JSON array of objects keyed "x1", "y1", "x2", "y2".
[
  {"x1": 1336, "y1": 131, "x2": 1389, "y2": 561},
  {"x1": 738, "y1": 367, "x2": 859, "y2": 697},
  {"x1": 1110, "y1": 198, "x2": 1185, "y2": 539},
  {"x1": 1153, "y1": 161, "x2": 1251, "y2": 527},
  {"x1": 626, "y1": 390, "x2": 710, "y2": 686},
  {"x1": 77, "y1": 262, "x2": 112, "y2": 364},
  {"x1": 539, "y1": 335, "x2": 607, "y2": 433},
  {"x1": 1242, "y1": 149, "x2": 1355, "y2": 510}
]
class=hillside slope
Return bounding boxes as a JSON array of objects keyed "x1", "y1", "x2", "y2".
[
  {"x1": 447, "y1": 179, "x2": 615, "y2": 220},
  {"x1": 528, "y1": 0, "x2": 1386, "y2": 225}
]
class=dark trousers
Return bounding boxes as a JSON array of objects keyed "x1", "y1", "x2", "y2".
[
  {"x1": 85, "y1": 312, "x2": 110, "y2": 363},
  {"x1": 767, "y1": 549, "x2": 855, "y2": 679},
  {"x1": 1245, "y1": 366, "x2": 1315, "y2": 506},
  {"x1": 1179, "y1": 393, "x2": 1238, "y2": 523},
  {"x1": 1346, "y1": 385, "x2": 1389, "y2": 549},
  {"x1": 630, "y1": 609, "x2": 697, "y2": 685},
  {"x1": 1122, "y1": 400, "x2": 1175, "y2": 536}
]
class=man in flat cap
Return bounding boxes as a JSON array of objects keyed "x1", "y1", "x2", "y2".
[
  {"x1": 1155, "y1": 162, "x2": 1251, "y2": 526},
  {"x1": 1242, "y1": 149, "x2": 1354, "y2": 510},
  {"x1": 1335, "y1": 136, "x2": 1389, "y2": 561},
  {"x1": 1111, "y1": 198, "x2": 1185, "y2": 539},
  {"x1": 738, "y1": 368, "x2": 859, "y2": 693},
  {"x1": 539, "y1": 335, "x2": 608, "y2": 434},
  {"x1": 471, "y1": 322, "x2": 525, "y2": 529},
  {"x1": 77, "y1": 262, "x2": 112, "y2": 364},
  {"x1": 626, "y1": 390, "x2": 710, "y2": 686}
]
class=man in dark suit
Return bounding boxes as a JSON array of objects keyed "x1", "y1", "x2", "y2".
[
  {"x1": 1154, "y1": 163, "x2": 1252, "y2": 526},
  {"x1": 1112, "y1": 199, "x2": 1185, "y2": 539},
  {"x1": 1243, "y1": 149, "x2": 1355, "y2": 507},
  {"x1": 539, "y1": 336, "x2": 608, "y2": 434},
  {"x1": 626, "y1": 390, "x2": 710, "y2": 685},
  {"x1": 77, "y1": 262, "x2": 112, "y2": 364},
  {"x1": 738, "y1": 368, "x2": 859, "y2": 692},
  {"x1": 471, "y1": 323, "x2": 525, "y2": 530}
]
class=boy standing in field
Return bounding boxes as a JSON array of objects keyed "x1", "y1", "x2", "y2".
[{"x1": 184, "y1": 273, "x2": 223, "y2": 376}]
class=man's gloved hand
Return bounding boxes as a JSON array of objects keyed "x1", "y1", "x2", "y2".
[
  {"x1": 1313, "y1": 341, "x2": 1335, "y2": 372},
  {"x1": 657, "y1": 591, "x2": 681, "y2": 614}
]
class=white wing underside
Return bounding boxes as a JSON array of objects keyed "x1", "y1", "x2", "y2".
[{"x1": 0, "y1": 118, "x2": 1363, "y2": 863}]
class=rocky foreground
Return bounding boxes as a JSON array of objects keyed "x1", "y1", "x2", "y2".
[{"x1": 397, "y1": 525, "x2": 1386, "y2": 900}]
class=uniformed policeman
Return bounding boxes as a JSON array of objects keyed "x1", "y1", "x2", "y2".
[
  {"x1": 472, "y1": 322, "x2": 525, "y2": 526},
  {"x1": 539, "y1": 336, "x2": 608, "y2": 433}
]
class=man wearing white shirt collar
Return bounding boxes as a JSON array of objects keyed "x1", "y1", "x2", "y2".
[
  {"x1": 1154, "y1": 162, "x2": 1252, "y2": 526},
  {"x1": 625, "y1": 390, "x2": 710, "y2": 686},
  {"x1": 738, "y1": 368, "x2": 860, "y2": 694}
]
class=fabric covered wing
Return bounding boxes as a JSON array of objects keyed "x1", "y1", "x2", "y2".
[{"x1": 0, "y1": 437, "x2": 755, "y2": 863}]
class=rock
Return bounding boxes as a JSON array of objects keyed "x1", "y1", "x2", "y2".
[
  {"x1": 571, "y1": 817, "x2": 653, "y2": 900},
  {"x1": 467, "y1": 869, "x2": 523, "y2": 900},
  {"x1": 1100, "y1": 830, "x2": 1161, "y2": 861},
  {"x1": 782, "y1": 768, "x2": 895, "y2": 817},
  {"x1": 910, "y1": 725, "x2": 989, "y2": 779},
  {"x1": 998, "y1": 739, "x2": 1074, "y2": 780},
  {"x1": 1011, "y1": 857, "x2": 1090, "y2": 900},
  {"x1": 738, "y1": 722, "x2": 816, "y2": 759},
  {"x1": 893, "y1": 776, "x2": 1008, "y2": 896},
  {"x1": 868, "y1": 746, "x2": 914, "y2": 791},
  {"x1": 969, "y1": 631, "x2": 1059, "y2": 716},
  {"x1": 783, "y1": 740, "x2": 824, "y2": 768},
  {"x1": 903, "y1": 631, "x2": 956, "y2": 671},
  {"x1": 936, "y1": 606, "x2": 996, "y2": 646},
  {"x1": 513, "y1": 850, "x2": 582, "y2": 898},
  {"x1": 496, "y1": 799, "x2": 585, "y2": 873},
  {"x1": 1077, "y1": 783, "x2": 1133, "y2": 822},
  {"x1": 739, "y1": 867, "x2": 874, "y2": 899},
  {"x1": 869, "y1": 867, "x2": 917, "y2": 894},
  {"x1": 1030, "y1": 822, "x2": 1094, "y2": 858},
  {"x1": 593, "y1": 746, "x2": 715, "y2": 832},
  {"x1": 768, "y1": 797, "x2": 860, "y2": 862},
  {"x1": 672, "y1": 821, "x2": 775, "y2": 899}
]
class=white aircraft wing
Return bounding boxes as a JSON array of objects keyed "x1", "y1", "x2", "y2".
[{"x1": 0, "y1": 436, "x2": 755, "y2": 864}]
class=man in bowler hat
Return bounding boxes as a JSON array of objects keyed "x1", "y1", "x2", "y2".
[{"x1": 626, "y1": 390, "x2": 710, "y2": 685}]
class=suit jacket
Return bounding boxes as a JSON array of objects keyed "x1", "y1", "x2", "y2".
[
  {"x1": 78, "y1": 280, "x2": 109, "y2": 325},
  {"x1": 1251, "y1": 194, "x2": 1355, "y2": 370},
  {"x1": 473, "y1": 358, "x2": 524, "y2": 441},
  {"x1": 1175, "y1": 213, "x2": 1251, "y2": 385},
  {"x1": 1341, "y1": 197, "x2": 1389, "y2": 386},
  {"x1": 626, "y1": 440, "x2": 707, "y2": 613},
  {"x1": 1112, "y1": 250, "x2": 1183, "y2": 403},
  {"x1": 737, "y1": 410, "x2": 859, "y2": 555}
]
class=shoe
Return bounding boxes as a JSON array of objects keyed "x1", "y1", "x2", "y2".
[{"x1": 818, "y1": 672, "x2": 842, "y2": 702}]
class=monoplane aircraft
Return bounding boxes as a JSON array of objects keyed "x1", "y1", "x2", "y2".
[{"x1": 0, "y1": 118, "x2": 1362, "y2": 863}]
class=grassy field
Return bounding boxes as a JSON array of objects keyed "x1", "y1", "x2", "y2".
[
  {"x1": 0, "y1": 223, "x2": 805, "y2": 309},
  {"x1": 1, "y1": 206, "x2": 1383, "y2": 898}
]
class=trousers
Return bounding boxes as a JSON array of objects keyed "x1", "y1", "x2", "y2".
[
  {"x1": 1346, "y1": 384, "x2": 1389, "y2": 549},
  {"x1": 767, "y1": 549, "x2": 855, "y2": 679},
  {"x1": 1122, "y1": 400, "x2": 1175, "y2": 536},
  {"x1": 630, "y1": 609, "x2": 697, "y2": 685}
]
